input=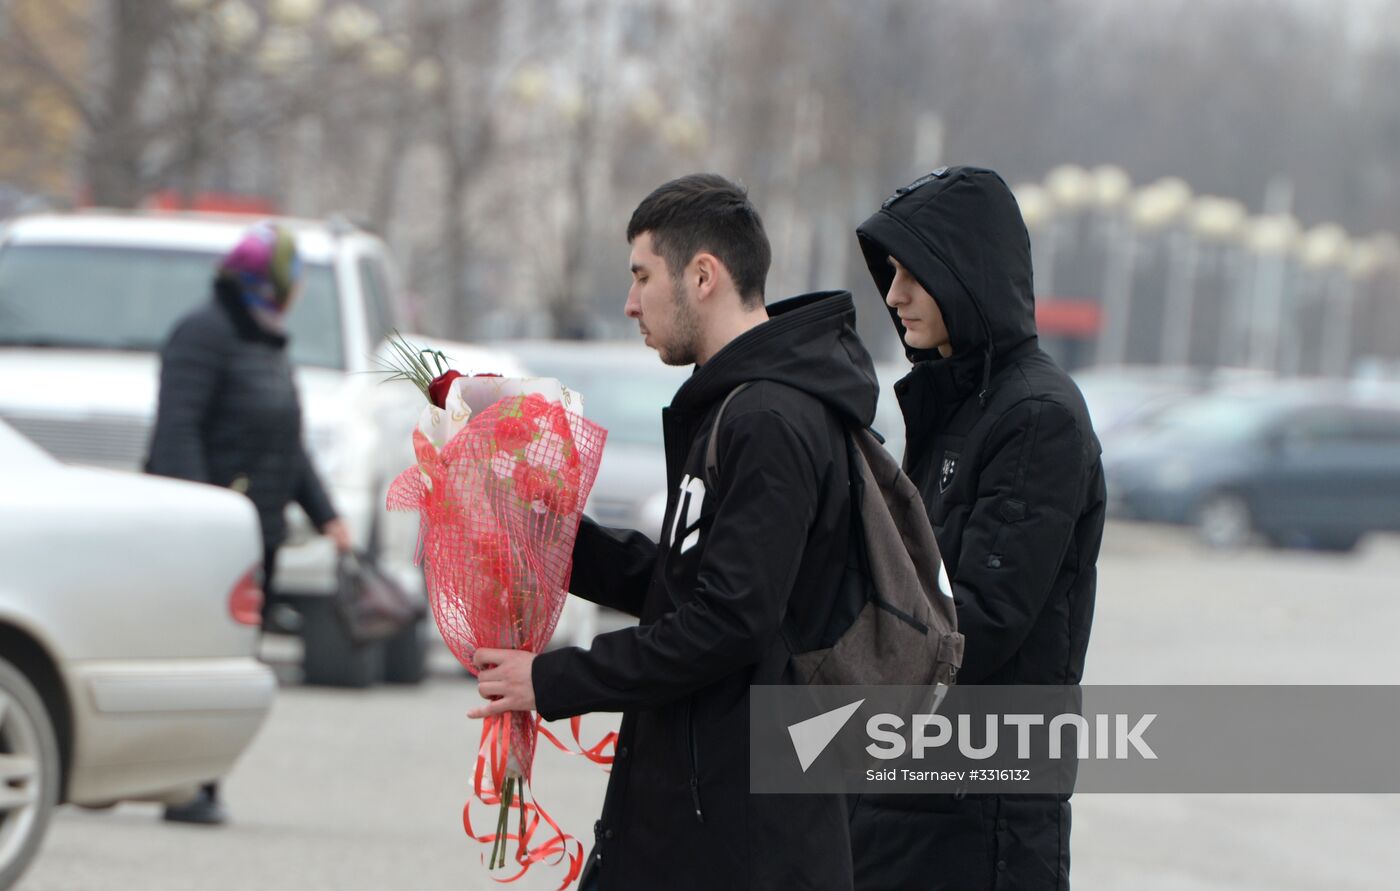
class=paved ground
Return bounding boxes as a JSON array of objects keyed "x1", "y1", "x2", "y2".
[{"x1": 19, "y1": 523, "x2": 1400, "y2": 890}]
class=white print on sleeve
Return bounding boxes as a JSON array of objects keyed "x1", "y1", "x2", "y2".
[{"x1": 666, "y1": 474, "x2": 707, "y2": 554}]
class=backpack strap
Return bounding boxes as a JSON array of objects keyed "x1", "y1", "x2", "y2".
[{"x1": 703, "y1": 382, "x2": 754, "y2": 490}]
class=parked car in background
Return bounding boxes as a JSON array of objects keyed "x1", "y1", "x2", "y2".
[
  {"x1": 1074, "y1": 364, "x2": 1270, "y2": 450},
  {"x1": 0, "y1": 418, "x2": 275, "y2": 888},
  {"x1": 500, "y1": 340, "x2": 689, "y2": 647},
  {"x1": 0, "y1": 211, "x2": 524, "y2": 686},
  {"x1": 1103, "y1": 383, "x2": 1400, "y2": 551}
]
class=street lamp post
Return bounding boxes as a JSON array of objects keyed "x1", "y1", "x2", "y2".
[
  {"x1": 1300, "y1": 224, "x2": 1351, "y2": 377},
  {"x1": 1189, "y1": 196, "x2": 1246, "y2": 370},
  {"x1": 1330, "y1": 238, "x2": 1388, "y2": 377},
  {"x1": 1243, "y1": 214, "x2": 1300, "y2": 373},
  {"x1": 1100, "y1": 178, "x2": 1190, "y2": 366},
  {"x1": 1146, "y1": 178, "x2": 1194, "y2": 366},
  {"x1": 1042, "y1": 164, "x2": 1092, "y2": 300}
]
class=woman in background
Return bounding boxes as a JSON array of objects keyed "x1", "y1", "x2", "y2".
[{"x1": 146, "y1": 221, "x2": 351, "y2": 825}]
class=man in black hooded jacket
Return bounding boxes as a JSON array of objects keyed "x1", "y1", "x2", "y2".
[
  {"x1": 470, "y1": 174, "x2": 879, "y2": 891},
  {"x1": 849, "y1": 166, "x2": 1105, "y2": 890}
]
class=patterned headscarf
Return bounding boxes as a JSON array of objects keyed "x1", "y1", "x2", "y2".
[{"x1": 219, "y1": 221, "x2": 302, "y2": 312}]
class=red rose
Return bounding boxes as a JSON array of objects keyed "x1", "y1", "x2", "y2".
[
  {"x1": 562, "y1": 464, "x2": 581, "y2": 490},
  {"x1": 511, "y1": 462, "x2": 552, "y2": 503},
  {"x1": 544, "y1": 404, "x2": 574, "y2": 441},
  {"x1": 520, "y1": 393, "x2": 552, "y2": 424},
  {"x1": 494, "y1": 416, "x2": 534, "y2": 452},
  {"x1": 427, "y1": 370, "x2": 463, "y2": 408},
  {"x1": 543, "y1": 483, "x2": 578, "y2": 515}
]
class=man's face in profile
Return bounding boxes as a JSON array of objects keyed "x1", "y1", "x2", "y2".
[
  {"x1": 885, "y1": 256, "x2": 952, "y2": 357},
  {"x1": 626, "y1": 231, "x2": 701, "y2": 366}
]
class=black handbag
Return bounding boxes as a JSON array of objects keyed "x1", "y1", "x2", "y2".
[{"x1": 334, "y1": 551, "x2": 427, "y2": 644}]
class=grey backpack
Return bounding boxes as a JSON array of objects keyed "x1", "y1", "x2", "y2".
[{"x1": 705, "y1": 383, "x2": 964, "y2": 688}]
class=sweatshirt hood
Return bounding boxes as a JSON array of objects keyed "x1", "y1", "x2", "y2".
[
  {"x1": 856, "y1": 166, "x2": 1037, "y2": 370},
  {"x1": 671, "y1": 290, "x2": 879, "y2": 429}
]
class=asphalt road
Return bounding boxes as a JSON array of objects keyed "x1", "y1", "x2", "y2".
[{"x1": 19, "y1": 523, "x2": 1400, "y2": 891}]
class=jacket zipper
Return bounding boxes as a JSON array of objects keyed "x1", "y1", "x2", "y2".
[{"x1": 686, "y1": 698, "x2": 705, "y2": 823}]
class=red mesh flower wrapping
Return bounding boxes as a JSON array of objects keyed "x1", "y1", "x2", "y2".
[{"x1": 387, "y1": 394, "x2": 607, "y2": 887}]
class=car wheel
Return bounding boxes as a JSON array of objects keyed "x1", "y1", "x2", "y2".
[
  {"x1": 381, "y1": 619, "x2": 429, "y2": 685},
  {"x1": 300, "y1": 598, "x2": 384, "y2": 689},
  {"x1": 1196, "y1": 492, "x2": 1254, "y2": 549},
  {"x1": 0, "y1": 656, "x2": 60, "y2": 890}
]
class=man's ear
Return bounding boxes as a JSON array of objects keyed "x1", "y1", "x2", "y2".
[{"x1": 691, "y1": 252, "x2": 721, "y2": 302}]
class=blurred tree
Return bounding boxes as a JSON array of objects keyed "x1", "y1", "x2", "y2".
[
  {"x1": 2, "y1": 0, "x2": 1397, "y2": 357},
  {"x1": 0, "y1": 0, "x2": 91, "y2": 199}
]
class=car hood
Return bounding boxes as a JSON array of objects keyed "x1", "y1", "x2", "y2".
[
  {"x1": 0, "y1": 347, "x2": 360, "y2": 472},
  {"x1": 0, "y1": 348, "x2": 161, "y2": 418},
  {"x1": 0, "y1": 347, "x2": 348, "y2": 418}
]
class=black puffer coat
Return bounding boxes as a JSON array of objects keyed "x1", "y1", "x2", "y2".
[
  {"x1": 850, "y1": 167, "x2": 1106, "y2": 890},
  {"x1": 533, "y1": 291, "x2": 880, "y2": 891},
  {"x1": 146, "y1": 277, "x2": 337, "y2": 550}
]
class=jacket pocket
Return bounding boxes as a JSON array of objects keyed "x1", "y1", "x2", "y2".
[
  {"x1": 685, "y1": 697, "x2": 705, "y2": 823},
  {"x1": 986, "y1": 497, "x2": 1027, "y2": 569}
]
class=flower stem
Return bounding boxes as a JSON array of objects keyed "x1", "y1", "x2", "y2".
[
  {"x1": 493, "y1": 775, "x2": 516, "y2": 869},
  {"x1": 518, "y1": 777, "x2": 528, "y2": 860}
]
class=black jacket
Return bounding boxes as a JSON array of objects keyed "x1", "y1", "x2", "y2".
[
  {"x1": 146, "y1": 278, "x2": 337, "y2": 550},
  {"x1": 850, "y1": 167, "x2": 1106, "y2": 890},
  {"x1": 533, "y1": 291, "x2": 879, "y2": 891}
]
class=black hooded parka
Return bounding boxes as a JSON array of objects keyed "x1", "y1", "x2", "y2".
[{"x1": 851, "y1": 166, "x2": 1106, "y2": 891}]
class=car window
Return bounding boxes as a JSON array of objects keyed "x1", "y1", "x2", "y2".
[
  {"x1": 0, "y1": 243, "x2": 344, "y2": 368},
  {"x1": 1344, "y1": 409, "x2": 1400, "y2": 445},
  {"x1": 1277, "y1": 408, "x2": 1356, "y2": 446},
  {"x1": 358, "y1": 256, "x2": 395, "y2": 346}
]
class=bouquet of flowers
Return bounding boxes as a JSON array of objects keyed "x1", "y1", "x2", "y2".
[{"x1": 381, "y1": 337, "x2": 607, "y2": 887}]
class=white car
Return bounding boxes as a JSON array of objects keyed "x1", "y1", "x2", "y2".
[
  {"x1": 0, "y1": 211, "x2": 555, "y2": 685},
  {"x1": 0, "y1": 418, "x2": 275, "y2": 888}
]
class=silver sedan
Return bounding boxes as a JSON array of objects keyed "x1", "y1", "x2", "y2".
[{"x1": 0, "y1": 419, "x2": 275, "y2": 888}]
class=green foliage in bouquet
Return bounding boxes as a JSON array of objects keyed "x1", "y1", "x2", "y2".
[{"x1": 376, "y1": 330, "x2": 460, "y2": 407}]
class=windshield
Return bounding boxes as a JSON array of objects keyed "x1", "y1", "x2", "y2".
[
  {"x1": 513, "y1": 355, "x2": 682, "y2": 448},
  {"x1": 0, "y1": 243, "x2": 343, "y2": 368}
]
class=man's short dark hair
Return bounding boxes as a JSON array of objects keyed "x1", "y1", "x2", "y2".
[{"x1": 626, "y1": 173, "x2": 771, "y2": 307}]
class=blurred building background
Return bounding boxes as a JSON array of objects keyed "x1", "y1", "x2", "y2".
[{"x1": 2, "y1": 0, "x2": 1399, "y2": 372}]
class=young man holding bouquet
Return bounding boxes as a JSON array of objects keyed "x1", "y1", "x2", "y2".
[{"x1": 472, "y1": 174, "x2": 879, "y2": 890}]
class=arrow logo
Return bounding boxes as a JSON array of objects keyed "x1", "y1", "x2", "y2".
[{"x1": 787, "y1": 699, "x2": 864, "y2": 772}]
